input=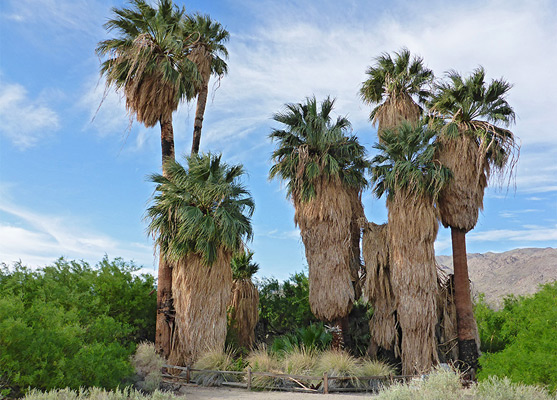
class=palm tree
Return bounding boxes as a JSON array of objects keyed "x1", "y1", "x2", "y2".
[
  {"x1": 96, "y1": 0, "x2": 199, "y2": 357},
  {"x1": 370, "y1": 122, "x2": 451, "y2": 375},
  {"x1": 428, "y1": 67, "x2": 518, "y2": 375},
  {"x1": 146, "y1": 153, "x2": 254, "y2": 366},
  {"x1": 185, "y1": 14, "x2": 229, "y2": 155},
  {"x1": 228, "y1": 250, "x2": 260, "y2": 349},
  {"x1": 269, "y1": 96, "x2": 369, "y2": 345},
  {"x1": 360, "y1": 48, "x2": 433, "y2": 136}
]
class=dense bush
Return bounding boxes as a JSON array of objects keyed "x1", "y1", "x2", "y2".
[
  {"x1": 475, "y1": 282, "x2": 557, "y2": 393},
  {"x1": 0, "y1": 257, "x2": 156, "y2": 396},
  {"x1": 256, "y1": 271, "x2": 317, "y2": 339},
  {"x1": 270, "y1": 322, "x2": 332, "y2": 354}
]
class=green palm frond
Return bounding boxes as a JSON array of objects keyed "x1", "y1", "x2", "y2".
[
  {"x1": 428, "y1": 66, "x2": 519, "y2": 175},
  {"x1": 96, "y1": 0, "x2": 200, "y2": 121},
  {"x1": 371, "y1": 122, "x2": 451, "y2": 200},
  {"x1": 360, "y1": 48, "x2": 434, "y2": 113},
  {"x1": 184, "y1": 13, "x2": 229, "y2": 78},
  {"x1": 146, "y1": 153, "x2": 254, "y2": 266},
  {"x1": 231, "y1": 251, "x2": 259, "y2": 280},
  {"x1": 269, "y1": 96, "x2": 369, "y2": 202}
]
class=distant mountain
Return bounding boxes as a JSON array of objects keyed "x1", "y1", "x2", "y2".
[{"x1": 436, "y1": 247, "x2": 557, "y2": 308}]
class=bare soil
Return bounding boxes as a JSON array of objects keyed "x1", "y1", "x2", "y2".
[{"x1": 177, "y1": 385, "x2": 373, "y2": 399}]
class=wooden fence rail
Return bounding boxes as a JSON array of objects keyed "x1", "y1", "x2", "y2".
[{"x1": 162, "y1": 364, "x2": 417, "y2": 394}]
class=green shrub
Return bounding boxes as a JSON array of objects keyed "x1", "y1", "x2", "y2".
[
  {"x1": 270, "y1": 322, "x2": 332, "y2": 354},
  {"x1": 0, "y1": 257, "x2": 156, "y2": 395},
  {"x1": 22, "y1": 387, "x2": 178, "y2": 400},
  {"x1": 476, "y1": 282, "x2": 557, "y2": 393}
]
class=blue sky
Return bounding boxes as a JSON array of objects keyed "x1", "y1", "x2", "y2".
[{"x1": 1, "y1": 0, "x2": 556, "y2": 280}]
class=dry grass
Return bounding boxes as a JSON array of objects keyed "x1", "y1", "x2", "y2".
[
  {"x1": 245, "y1": 345, "x2": 282, "y2": 388},
  {"x1": 373, "y1": 93, "x2": 422, "y2": 138},
  {"x1": 193, "y1": 348, "x2": 240, "y2": 386},
  {"x1": 436, "y1": 133, "x2": 488, "y2": 231},
  {"x1": 387, "y1": 191, "x2": 439, "y2": 375},
  {"x1": 473, "y1": 376, "x2": 555, "y2": 400},
  {"x1": 23, "y1": 387, "x2": 177, "y2": 400},
  {"x1": 294, "y1": 178, "x2": 355, "y2": 322},
  {"x1": 361, "y1": 220, "x2": 400, "y2": 358},
  {"x1": 169, "y1": 248, "x2": 232, "y2": 366},
  {"x1": 229, "y1": 279, "x2": 259, "y2": 349},
  {"x1": 130, "y1": 342, "x2": 165, "y2": 392},
  {"x1": 357, "y1": 359, "x2": 396, "y2": 377},
  {"x1": 313, "y1": 350, "x2": 359, "y2": 388}
]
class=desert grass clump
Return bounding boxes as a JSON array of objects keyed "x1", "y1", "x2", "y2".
[
  {"x1": 280, "y1": 347, "x2": 319, "y2": 388},
  {"x1": 473, "y1": 376, "x2": 555, "y2": 400},
  {"x1": 193, "y1": 348, "x2": 241, "y2": 386},
  {"x1": 131, "y1": 342, "x2": 165, "y2": 392},
  {"x1": 375, "y1": 368, "x2": 465, "y2": 400},
  {"x1": 245, "y1": 346, "x2": 282, "y2": 388},
  {"x1": 23, "y1": 387, "x2": 178, "y2": 400},
  {"x1": 314, "y1": 350, "x2": 359, "y2": 388},
  {"x1": 357, "y1": 359, "x2": 396, "y2": 377}
]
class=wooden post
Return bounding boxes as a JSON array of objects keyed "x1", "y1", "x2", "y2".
[
  {"x1": 247, "y1": 367, "x2": 252, "y2": 391},
  {"x1": 186, "y1": 365, "x2": 190, "y2": 383},
  {"x1": 323, "y1": 372, "x2": 328, "y2": 394}
]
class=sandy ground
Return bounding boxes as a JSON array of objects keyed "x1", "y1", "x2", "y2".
[{"x1": 177, "y1": 385, "x2": 374, "y2": 400}]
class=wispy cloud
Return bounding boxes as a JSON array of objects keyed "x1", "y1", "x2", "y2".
[
  {"x1": 0, "y1": 200, "x2": 153, "y2": 268},
  {"x1": 0, "y1": 79, "x2": 60, "y2": 149},
  {"x1": 468, "y1": 225, "x2": 557, "y2": 243}
]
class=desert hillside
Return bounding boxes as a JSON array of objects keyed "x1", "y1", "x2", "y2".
[{"x1": 436, "y1": 247, "x2": 557, "y2": 308}]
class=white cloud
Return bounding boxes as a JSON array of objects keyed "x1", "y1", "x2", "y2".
[
  {"x1": 0, "y1": 200, "x2": 154, "y2": 269},
  {"x1": 468, "y1": 225, "x2": 557, "y2": 243},
  {"x1": 0, "y1": 80, "x2": 60, "y2": 149}
]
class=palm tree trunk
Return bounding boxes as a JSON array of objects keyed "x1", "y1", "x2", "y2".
[
  {"x1": 156, "y1": 114, "x2": 175, "y2": 358},
  {"x1": 451, "y1": 227, "x2": 479, "y2": 376},
  {"x1": 191, "y1": 81, "x2": 208, "y2": 155}
]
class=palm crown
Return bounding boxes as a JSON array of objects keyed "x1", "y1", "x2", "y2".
[
  {"x1": 428, "y1": 67, "x2": 518, "y2": 171},
  {"x1": 269, "y1": 96, "x2": 369, "y2": 202},
  {"x1": 146, "y1": 153, "x2": 254, "y2": 266},
  {"x1": 371, "y1": 122, "x2": 451, "y2": 201},
  {"x1": 360, "y1": 48, "x2": 433, "y2": 122},
  {"x1": 231, "y1": 251, "x2": 259, "y2": 280},
  {"x1": 185, "y1": 13, "x2": 229, "y2": 85},
  {"x1": 96, "y1": 0, "x2": 198, "y2": 127}
]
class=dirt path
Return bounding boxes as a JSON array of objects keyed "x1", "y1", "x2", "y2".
[{"x1": 177, "y1": 385, "x2": 374, "y2": 400}]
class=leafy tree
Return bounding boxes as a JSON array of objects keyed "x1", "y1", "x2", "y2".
[
  {"x1": 0, "y1": 257, "x2": 155, "y2": 395},
  {"x1": 476, "y1": 282, "x2": 557, "y2": 393},
  {"x1": 428, "y1": 67, "x2": 518, "y2": 373}
]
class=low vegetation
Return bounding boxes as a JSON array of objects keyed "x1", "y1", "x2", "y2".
[{"x1": 0, "y1": 258, "x2": 156, "y2": 397}]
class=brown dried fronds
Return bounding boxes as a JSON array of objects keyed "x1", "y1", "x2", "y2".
[
  {"x1": 294, "y1": 178, "x2": 356, "y2": 322},
  {"x1": 229, "y1": 279, "x2": 259, "y2": 349},
  {"x1": 388, "y1": 191, "x2": 440, "y2": 375},
  {"x1": 436, "y1": 133, "x2": 488, "y2": 231},
  {"x1": 168, "y1": 248, "x2": 233, "y2": 366},
  {"x1": 373, "y1": 93, "x2": 422, "y2": 138}
]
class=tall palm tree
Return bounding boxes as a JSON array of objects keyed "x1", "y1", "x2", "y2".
[
  {"x1": 428, "y1": 67, "x2": 518, "y2": 375},
  {"x1": 370, "y1": 122, "x2": 451, "y2": 375},
  {"x1": 96, "y1": 0, "x2": 199, "y2": 357},
  {"x1": 228, "y1": 250, "x2": 260, "y2": 349},
  {"x1": 269, "y1": 96, "x2": 369, "y2": 344},
  {"x1": 185, "y1": 14, "x2": 229, "y2": 155},
  {"x1": 360, "y1": 48, "x2": 433, "y2": 136},
  {"x1": 146, "y1": 153, "x2": 254, "y2": 366}
]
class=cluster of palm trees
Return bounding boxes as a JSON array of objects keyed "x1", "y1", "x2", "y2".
[
  {"x1": 270, "y1": 49, "x2": 518, "y2": 376},
  {"x1": 97, "y1": 0, "x2": 518, "y2": 378}
]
